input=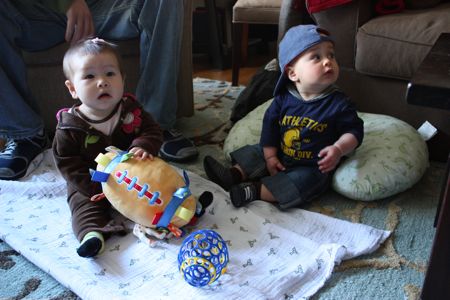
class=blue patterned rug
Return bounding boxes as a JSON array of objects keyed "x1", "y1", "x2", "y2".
[{"x1": 0, "y1": 78, "x2": 445, "y2": 299}]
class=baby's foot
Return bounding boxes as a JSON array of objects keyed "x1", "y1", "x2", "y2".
[
  {"x1": 77, "y1": 231, "x2": 104, "y2": 258},
  {"x1": 203, "y1": 156, "x2": 241, "y2": 190},
  {"x1": 229, "y1": 182, "x2": 260, "y2": 207}
]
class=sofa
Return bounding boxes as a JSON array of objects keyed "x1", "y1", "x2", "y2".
[
  {"x1": 22, "y1": 0, "x2": 194, "y2": 137},
  {"x1": 283, "y1": 0, "x2": 450, "y2": 161}
]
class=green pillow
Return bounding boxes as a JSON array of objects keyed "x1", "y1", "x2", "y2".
[
  {"x1": 332, "y1": 112, "x2": 428, "y2": 201},
  {"x1": 223, "y1": 99, "x2": 273, "y2": 160},
  {"x1": 223, "y1": 101, "x2": 429, "y2": 201}
]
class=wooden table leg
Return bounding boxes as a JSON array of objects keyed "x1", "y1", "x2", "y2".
[{"x1": 421, "y1": 154, "x2": 450, "y2": 299}]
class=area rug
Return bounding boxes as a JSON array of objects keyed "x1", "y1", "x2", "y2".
[{"x1": 0, "y1": 78, "x2": 445, "y2": 299}]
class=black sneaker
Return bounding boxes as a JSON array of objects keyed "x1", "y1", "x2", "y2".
[
  {"x1": 229, "y1": 182, "x2": 259, "y2": 207},
  {"x1": 195, "y1": 191, "x2": 213, "y2": 217},
  {"x1": 0, "y1": 133, "x2": 49, "y2": 180},
  {"x1": 203, "y1": 155, "x2": 236, "y2": 191},
  {"x1": 159, "y1": 129, "x2": 198, "y2": 162}
]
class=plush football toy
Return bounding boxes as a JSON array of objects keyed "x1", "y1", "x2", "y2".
[{"x1": 90, "y1": 147, "x2": 211, "y2": 242}]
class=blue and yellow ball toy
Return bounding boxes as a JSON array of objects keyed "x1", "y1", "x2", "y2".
[{"x1": 178, "y1": 229, "x2": 229, "y2": 287}]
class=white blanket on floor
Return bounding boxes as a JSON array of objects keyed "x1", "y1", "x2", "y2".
[{"x1": 0, "y1": 150, "x2": 390, "y2": 300}]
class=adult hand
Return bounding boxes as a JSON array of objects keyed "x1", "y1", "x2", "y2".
[{"x1": 65, "y1": 0, "x2": 95, "y2": 44}]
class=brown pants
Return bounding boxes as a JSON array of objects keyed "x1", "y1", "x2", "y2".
[{"x1": 67, "y1": 188, "x2": 126, "y2": 241}]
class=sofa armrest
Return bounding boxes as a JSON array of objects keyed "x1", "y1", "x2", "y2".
[{"x1": 312, "y1": 0, "x2": 375, "y2": 69}]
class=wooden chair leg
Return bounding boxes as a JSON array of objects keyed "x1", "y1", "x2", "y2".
[
  {"x1": 205, "y1": 0, "x2": 225, "y2": 69},
  {"x1": 241, "y1": 23, "x2": 249, "y2": 66},
  {"x1": 232, "y1": 22, "x2": 243, "y2": 86}
]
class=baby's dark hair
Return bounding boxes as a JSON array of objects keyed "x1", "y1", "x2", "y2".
[{"x1": 63, "y1": 37, "x2": 123, "y2": 79}]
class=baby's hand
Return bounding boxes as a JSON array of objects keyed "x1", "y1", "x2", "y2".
[
  {"x1": 265, "y1": 156, "x2": 285, "y2": 176},
  {"x1": 129, "y1": 147, "x2": 154, "y2": 160},
  {"x1": 317, "y1": 145, "x2": 342, "y2": 173}
]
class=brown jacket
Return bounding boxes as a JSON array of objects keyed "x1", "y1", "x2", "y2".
[{"x1": 52, "y1": 94, "x2": 163, "y2": 240}]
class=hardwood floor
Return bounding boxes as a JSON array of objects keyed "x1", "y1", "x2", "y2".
[{"x1": 192, "y1": 50, "x2": 275, "y2": 86}]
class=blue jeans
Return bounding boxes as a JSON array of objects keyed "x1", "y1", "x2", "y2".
[
  {"x1": 0, "y1": 0, "x2": 182, "y2": 140},
  {"x1": 230, "y1": 145, "x2": 332, "y2": 209}
]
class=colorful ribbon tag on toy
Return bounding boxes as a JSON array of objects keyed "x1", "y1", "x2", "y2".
[
  {"x1": 92, "y1": 148, "x2": 130, "y2": 182},
  {"x1": 173, "y1": 186, "x2": 191, "y2": 200},
  {"x1": 120, "y1": 152, "x2": 133, "y2": 162},
  {"x1": 103, "y1": 151, "x2": 127, "y2": 174},
  {"x1": 105, "y1": 145, "x2": 123, "y2": 154},
  {"x1": 156, "y1": 185, "x2": 192, "y2": 228},
  {"x1": 103, "y1": 146, "x2": 133, "y2": 162},
  {"x1": 155, "y1": 171, "x2": 193, "y2": 233},
  {"x1": 91, "y1": 169, "x2": 110, "y2": 183},
  {"x1": 182, "y1": 170, "x2": 190, "y2": 187}
]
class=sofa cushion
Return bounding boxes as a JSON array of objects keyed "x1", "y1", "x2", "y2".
[
  {"x1": 355, "y1": 2, "x2": 450, "y2": 79},
  {"x1": 233, "y1": 0, "x2": 282, "y2": 24}
]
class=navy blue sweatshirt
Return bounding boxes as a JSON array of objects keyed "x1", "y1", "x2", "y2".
[{"x1": 260, "y1": 86, "x2": 364, "y2": 166}]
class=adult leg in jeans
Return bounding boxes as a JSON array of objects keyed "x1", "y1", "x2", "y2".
[
  {"x1": 0, "y1": 0, "x2": 66, "y2": 180},
  {"x1": 0, "y1": 0, "x2": 197, "y2": 181},
  {"x1": 90, "y1": 0, "x2": 198, "y2": 162}
]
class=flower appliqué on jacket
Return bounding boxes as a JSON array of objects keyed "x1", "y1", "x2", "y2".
[{"x1": 122, "y1": 108, "x2": 142, "y2": 134}]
